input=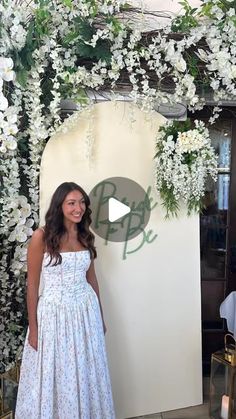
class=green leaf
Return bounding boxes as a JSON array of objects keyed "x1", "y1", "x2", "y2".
[
  {"x1": 122, "y1": 2, "x2": 132, "y2": 10},
  {"x1": 200, "y1": 3, "x2": 213, "y2": 17},
  {"x1": 63, "y1": 30, "x2": 79, "y2": 46},
  {"x1": 159, "y1": 183, "x2": 179, "y2": 218},
  {"x1": 106, "y1": 16, "x2": 123, "y2": 35},
  {"x1": 75, "y1": 37, "x2": 110, "y2": 63},
  {"x1": 25, "y1": 20, "x2": 35, "y2": 46},
  {"x1": 74, "y1": 87, "x2": 89, "y2": 105},
  {"x1": 190, "y1": 8, "x2": 198, "y2": 15},
  {"x1": 62, "y1": 0, "x2": 72, "y2": 7},
  {"x1": 16, "y1": 69, "x2": 28, "y2": 87},
  {"x1": 74, "y1": 18, "x2": 94, "y2": 41},
  {"x1": 76, "y1": 42, "x2": 95, "y2": 58},
  {"x1": 35, "y1": 0, "x2": 50, "y2": 7},
  {"x1": 18, "y1": 137, "x2": 29, "y2": 153},
  {"x1": 93, "y1": 40, "x2": 111, "y2": 63},
  {"x1": 35, "y1": 4, "x2": 51, "y2": 37}
]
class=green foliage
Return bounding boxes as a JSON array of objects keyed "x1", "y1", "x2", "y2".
[
  {"x1": 62, "y1": 18, "x2": 112, "y2": 63},
  {"x1": 187, "y1": 195, "x2": 203, "y2": 215},
  {"x1": 63, "y1": 30, "x2": 80, "y2": 46},
  {"x1": 122, "y1": 2, "x2": 132, "y2": 10},
  {"x1": 172, "y1": 0, "x2": 236, "y2": 32},
  {"x1": 18, "y1": 136, "x2": 30, "y2": 154},
  {"x1": 185, "y1": 55, "x2": 199, "y2": 79},
  {"x1": 201, "y1": 0, "x2": 236, "y2": 27},
  {"x1": 62, "y1": 0, "x2": 73, "y2": 8},
  {"x1": 41, "y1": 76, "x2": 54, "y2": 107},
  {"x1": 57, "y1": 71, "x2": 89, "y2": 105},
  {"x1": 106, "y1": 16, "x2": 123, "y2": 35},
  {"x1": 73, "y1": 87, "x2": 89, "y2": 105},
  {"x1": 159, "y1": 183, "x2": 179, "y2": 218},
  {"x1": 35, "y1": 9, "x2": 50, "y2": 37},
  {"x1": 77, "y1": 40, "x2": 112, "y2": 63},
  {"x1": 74, "y1": 17, "x2": 94, "y2": 41},
  {"x1": 16, "y1": 68, "x2": 28, "y2": 87},
  {"x1": 12, "y1": 3, "x2": 53, "y2": 86},
  {"x1": 201, "y1": 0, "x2": 236, "y2": 15},
  {"x1": 171, "y1": 0, "x2": 199, "y2": 32}
]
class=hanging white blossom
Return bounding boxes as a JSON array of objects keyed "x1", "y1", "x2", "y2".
[{"x1": 155, "y1": 120, "x2": 218, "y2": 217}]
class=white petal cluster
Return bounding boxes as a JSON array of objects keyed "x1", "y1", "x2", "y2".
[
  {"x1": 0, "y1": 106, "x2": 18, "y2": 153},
  {"x1": 5, "y1": 195, "x2": 34, "y2": 244},
  {"x1": 0, "y1": 57, "x2": 15, "y2": 111},
  {"x1": 0, "y1": 3, "x2": 28, "y2": 53},
  {"x1": 0, "y1": 57, "x2": 14, "y2": 82},
  {"x1": 155, "y1": 120, "x2": 218, "y2": 215},
  {"x1": 11, "y1": 245, "x2": 28, "y2": 276},
  {"x1": 23, "y1": 57, "x2": 52, "y2": 222},
  {"x1": 176, "y1": 128, "x2": 207, "y2": 154}
]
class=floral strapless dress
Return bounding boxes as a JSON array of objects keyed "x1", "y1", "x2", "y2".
[{"x1": 15, "y1": 251, "x2": 115, "y2": 419}]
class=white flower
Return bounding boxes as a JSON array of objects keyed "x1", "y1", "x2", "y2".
[
  {"x1": 0, "y1": 93, "x2": 8, "y2": 110},
  {"x1": 5, "y1": 136, "x2": 17, "y2": 150},
  {"x1": 18, "y1": 195, "x2": 28, "y2": 207},
  {"x1": 0, "y1": 143, "x2": 6, "y2": 153},
  {"x1": 231, "y1": 65, "x2": 236, "y2": 78},
  {"x1": 211, "y1": 6, "x2": 224, "y2": 20},
  {"x1": 196, "y1": 49, "x2": 209, "y2": 63},
  {"x1": 14, "y1": 245, "x2": 27, "y2": 262},
  {"x1": 0, "y1": 57, "x2": 14, "y2": 81},
  {"x1": 8, "y1": 224, "x2": 32, "y2": 243},
  {"x1": 10, "y1": 24, "x2": 26, "y2": 49},
  {"x1": 228, "y1": 8, "x2": 235, "y2": 17},
  {"x1": 175, "y1": 57, "x2": 186, "y2": 73},
  {"x1": 3, "y1": 122, "x2": 18, "y2": 136},
  {"x1": 165, "y1": 40, "x2": 175, "y2": 61},
  {"x1": 210, "y1": 79, "x2": 220, "y2": 90},
  {"x1": 207, "y1": 37, "x2": 221, "y2": 53},
  {"x1": 176, "y1": 129, "x2": 206, "y2": 153}
]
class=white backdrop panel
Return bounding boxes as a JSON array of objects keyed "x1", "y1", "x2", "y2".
[{"x1": 40, "y1": 102, "x2": 202, "y2": 418}]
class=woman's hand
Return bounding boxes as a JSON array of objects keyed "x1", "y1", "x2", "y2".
[{"x1": 28, "y1": 328, "x2": 38, "y2": 351}]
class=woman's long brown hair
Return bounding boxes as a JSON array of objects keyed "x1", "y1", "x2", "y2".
[{"x1": 43, "y1": 182, "x2": 97, "y2": 265}]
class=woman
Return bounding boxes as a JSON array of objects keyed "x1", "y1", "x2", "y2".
[{"x1": 15, "y1": 182, "x2": 115, "y2": 418}]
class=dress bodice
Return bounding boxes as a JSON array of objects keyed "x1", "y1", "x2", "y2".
[{"x1": 39, "y1": 250, "x2": 91, "y2": 303}]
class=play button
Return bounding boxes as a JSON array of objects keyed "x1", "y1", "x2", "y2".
[
  {"x1": 88, "y1": 177, "x2": 152, "y2": 243},
  {"x1": 108, "y1": 197, "x2": 131, "y2": 222}
]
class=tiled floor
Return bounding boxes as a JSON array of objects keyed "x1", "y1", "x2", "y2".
[{"x1": 130, "y1": 378, "x2": 210, "y2": 419}]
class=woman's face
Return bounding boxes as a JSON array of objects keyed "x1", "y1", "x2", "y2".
[{"x1": 62, "y1": 190, "x2": 86, "y2": 224}]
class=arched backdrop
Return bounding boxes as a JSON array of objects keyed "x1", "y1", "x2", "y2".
[{"x1": 40, "y1": 102, "x2": 202, "y2": 418}]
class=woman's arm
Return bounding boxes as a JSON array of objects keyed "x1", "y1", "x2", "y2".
[
  {"x1": 86, "y1": 260, "x2": 106, "y2": 334},
  {"x1": 27, "y1": 228, "x2": 44, "y2": 350}
]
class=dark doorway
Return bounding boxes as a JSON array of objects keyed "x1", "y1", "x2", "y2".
[{"x1": 190, "y1": 108, "x2": 236, "y2": 374}]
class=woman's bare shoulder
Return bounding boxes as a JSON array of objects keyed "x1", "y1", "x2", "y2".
[
  {"x1": 29, "y1": 227, "x2": 45, "y2": 250},
  {"x1": 27, "y1": 228, "x2": 45, "y2": 267}
]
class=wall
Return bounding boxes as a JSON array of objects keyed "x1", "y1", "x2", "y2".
[{"x1": 132, "y1": 0, "x2": 201, "y2": 14}]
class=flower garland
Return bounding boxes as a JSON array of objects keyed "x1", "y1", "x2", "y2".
[
  {"x1": 0, "y1": 0, "x2": 236, "y2": 372},
  {"x1": 155, "y1": 119, "x2": 218, "y2": 217}
]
